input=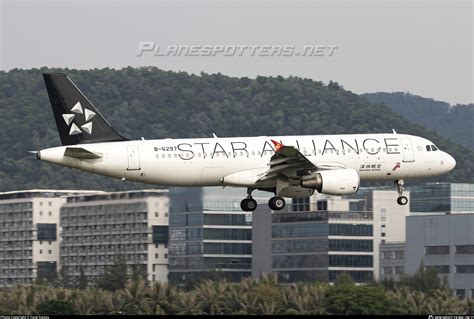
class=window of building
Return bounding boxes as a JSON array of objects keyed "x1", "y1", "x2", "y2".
[
  {"x1": 381, "y1": 267, "x2": 392, "y2": 275},
  {"x1": 164, "y1": 253, "x2": 168, "y2": 259},
  {"x1": 455, "y1": 265, "x2": 474, "y2": 274},
  {"x1": 39, "y1": 249, "x2": 43, "y2": 254},
  {"x1": 204, "y1": 243, "x2": 252, "y2": 255},
  {"x1": 455, "y1": 289, "x2": 465, "y2": 299},
  {"x1": 394, "y1": 266, "x2": 404, "y2": 274},
  {"x1": 456, "y1": 245, "x2": 474, "y2": 254},
  {"x1": 48, "y1": 250, "x2": 52, "y2": 254},
  {"x1": 317, "y1": 200, "x2": 328, "y2": 211},
  {"x1": 426, "y1": 265, "x2": 450, "y2": 274},
  {"x1": 394, "y1": 251, "x2": 404, "y2": 259},
  {"x1": 425, "y1": 246, "x2": 450, "y2": 255},
  {"x1": 155, "y1": 253, "x2": 159, "y2": 259},
  {"x1": 329, "y1": 255, "x2": 373, "y2": 267},
  {"x1": 152, "y1": 226, "x2": 169, "y2": 244},
  {"x1": 37, "y1": 261, "x2": 57, "y2": 280},
  {"x1": 329, "y1": 239, "x2": 372, "y2": 252},
  {"x1": 292, "y1": 197, "x2": 310, "y2": 212},
  {"x1": 329, "y1": 224, "x2": 373, "y2": 237},
  {"x1": 204, "y1": 228, "x2": 252, "y2": 240},
  {"x1": 37, "y1": 223, "x2": 57, "y2": 241}
]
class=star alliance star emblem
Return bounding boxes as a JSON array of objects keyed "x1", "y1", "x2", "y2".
[{"x1": 62, "y1": 101, "x2": 96, "y2": 135}]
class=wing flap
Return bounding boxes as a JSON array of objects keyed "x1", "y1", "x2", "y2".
[{"x1": 257, "y1": 140, "x2": 346, "y2": 182}]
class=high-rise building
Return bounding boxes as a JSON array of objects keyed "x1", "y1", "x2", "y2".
[
  {"x1": 409, "y1": 183, "x2": 474, "y2": 214},
  {"x1": 252, "y1": 189, "x2": 409, "y2": 283},
  {"x1": 0, "y1": 190, "x2": 98, "y2": 287},
  {"x1": 379, "y1": 242, "x2": 405, "y2": 281},
  {"x1": 168, "y1": 187, "x2": 264, "y2": 284},
  {"x1": 405, "y1": 213, "x2": 474, "y2": 299},
  {"x1": 59, "y1": 190, "x2": 169, "y2": 285}
]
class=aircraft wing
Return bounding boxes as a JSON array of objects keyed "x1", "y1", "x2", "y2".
[{"x1": 258, "y1": 140, "x2": 345, "y2": 181}]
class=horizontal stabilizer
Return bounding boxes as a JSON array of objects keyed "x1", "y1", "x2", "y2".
[{"x1": 64, "y1": 147, "x2": 102, "y2": 159}]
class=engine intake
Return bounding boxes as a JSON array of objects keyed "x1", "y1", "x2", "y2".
[{"x1": 301, "y1": 168, "x2": 360, "y2": 195}]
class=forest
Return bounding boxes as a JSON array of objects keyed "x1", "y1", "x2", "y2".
[
  {"x1": 0, "y1": 270, "x2": 471, "y2": 315},
  {"x1": 0, "y1": 67, "x2": 473, "y2": 191},
  {"x1": 363, "y1": 92, "x2": 474, "y2": 150}
]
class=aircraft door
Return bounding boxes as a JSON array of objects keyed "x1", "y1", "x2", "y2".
[
  {"x1": 127, "y1": 145, "x2": 141, "y2": 170},
  {"x1": 400, "y1": 138, "x2": 414, "y2": 162}
]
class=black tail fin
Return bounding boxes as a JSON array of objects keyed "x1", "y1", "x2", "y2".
[{"x1": 43, "y1": 73, "x2": 128, "y2": 146}]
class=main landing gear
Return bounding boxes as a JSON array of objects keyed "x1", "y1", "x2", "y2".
[
  {"x1": 395, "y1": 180, "x2": 408, "y2": 205},
  {"x1": 240, "y1": 188, "x2": 286, "y2": 211},
  {"x1": 241, "y1": 188, "x2": 258, "y2": 211},
  {"x1": 268, "y1": 196, "x2": 286, "y2": 211}
]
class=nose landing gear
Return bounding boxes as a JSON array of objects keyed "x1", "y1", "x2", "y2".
[{"x1": 395, "y1": 180, "x2": 408, "y2": 205}]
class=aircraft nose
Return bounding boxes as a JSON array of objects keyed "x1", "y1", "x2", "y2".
[{"x1": 443, "y1": 152, "x2": 456, "y2": 172}]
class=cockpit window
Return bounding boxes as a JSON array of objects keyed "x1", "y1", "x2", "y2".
[
  {"x1": 426, "y1": 145, "x2": 431, "y2": 152},
  {"x1": 431, "y1": 145, "x2": 438, "y2": 151}
]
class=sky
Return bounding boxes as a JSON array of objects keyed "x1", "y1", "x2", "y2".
[{"x1": 0, "y1": 0, "x2": 472, "y2": 105}]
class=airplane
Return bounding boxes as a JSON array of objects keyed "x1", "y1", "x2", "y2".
[{"x1": 36, "y1": 73, "x2": 456, "y2": 211}]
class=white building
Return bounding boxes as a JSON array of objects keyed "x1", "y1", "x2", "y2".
[
  {"x1": 0, "y1": 190, "x2": 98, "y2": 287},
  {"x1": 60, "y1": 190, "x2": 170, "y2": 285}
]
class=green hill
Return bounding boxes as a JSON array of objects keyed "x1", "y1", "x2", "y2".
[
  {"x1": 362, "y1": 92, "x2": 474, "y2": 150},
  {"x1": 0, "y1": 67, "x2": 472, "y2": 192}
]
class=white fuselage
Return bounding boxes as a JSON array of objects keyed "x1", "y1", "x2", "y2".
[{"x1": 38, "y1": 133, "x2": 456, "y2": 190}]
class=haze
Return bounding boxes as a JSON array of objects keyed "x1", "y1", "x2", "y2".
[{"x1": 0, "y1": 0, "x2": 472, "y2": 105}]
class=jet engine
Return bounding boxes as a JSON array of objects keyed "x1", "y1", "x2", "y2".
[{"x1": 301, "y1": 168, "x2": 360, "y2": 195}]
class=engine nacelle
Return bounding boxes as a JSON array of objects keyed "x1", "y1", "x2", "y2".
[{"x1": 301, "y1": 168, "x2": 360, "y2": 195}]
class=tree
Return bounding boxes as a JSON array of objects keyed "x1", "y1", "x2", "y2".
[
  {"x1": 398, "y1": 262, "x2": 449, "y2": 295},
  {"x1": 334, "y1": 273, "x2": 354, "y2": 286},
  {"x1": 36, "y1": 300, "x2": 77, "y2": 315},
  {"x1": 325, "y1": 284, "x2": 402, "y2": 315},
  {"x1": 96, "y1": 255, "x2": 129, "y2": 291}
]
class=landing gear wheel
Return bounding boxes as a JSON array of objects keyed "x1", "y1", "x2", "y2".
[
  {"x1": 394, "y1": 180, "x2": 408, "y2": 206},
  {"x1": 397, "y1": 196, "x2": 408, "y2": 206},
  {"x1": 268, "y1": 196, "x2": 286, "y2": 210},
  {"x1": 241, "y1": 198, "x2": 257, "y2": 211}
]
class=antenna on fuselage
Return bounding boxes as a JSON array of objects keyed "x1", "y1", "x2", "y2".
[
  {"x1": 212, "y1": 133, "x2": 218, "y2": 138},
  {"x1": 392, "y1": 129, "x2": 397, "y2": 134}
]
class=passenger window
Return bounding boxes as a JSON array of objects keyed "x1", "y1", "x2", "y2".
[
  {"x1": 431, "y1": 145, "x2": 438, "y2": 151},
  {"x1": 426, "y1": 145, "x2": 431, "y2": 152}
]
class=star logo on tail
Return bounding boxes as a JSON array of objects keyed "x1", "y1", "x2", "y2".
[{"x1": 62, "y1": 102, "x2": 96, "y2": 135}]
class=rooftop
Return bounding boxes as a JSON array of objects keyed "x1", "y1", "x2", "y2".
[
  {"x1": 0, "y1": 189, "x2": 104, "y2": 201},
  {"x1": 65, "y1": 189, "x2": 168, "y2": 203}
]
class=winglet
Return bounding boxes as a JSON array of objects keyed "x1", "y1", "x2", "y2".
[{"x1": 271, "y1": 140, "x2": 284, "y2": 152}]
